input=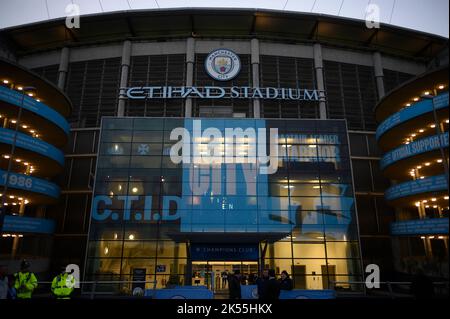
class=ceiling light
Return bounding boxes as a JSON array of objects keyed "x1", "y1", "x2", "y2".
[
  {"x1": 438, "y1": 236, "x2": 444, "y2": 239},
  {"x1": 27, "y1": 93, "x2": 34, "y2": 97},
  {"x1": 3, "y1": 155, "x2": 10, "y2": 159},
  {"x1": 423, "y1": 91, "x2": 430, "y2": 95},
  {"x1": 424, "y1": 162, "x2": 430, "y2": 166},
  {"x1": 444, "y1": 196, "x2": 449, "y2": 200},
  {"x1": 308, "y1": 145, "x2": 316, "y2": 148},
  {"x1": 431, "y1": 198, "x2": 437, "y2": 201},
  {"x1": 419, "y1": 129, "x2": 424, "y2": 133},
  {"x1": 22, "y1": 125, "x2": 28, "y2": 129},
  {"x1": 415, "y1": 202, "x2": 420, "y2": 207},
  {"x1": 36, "y1": 99, "x2": 40, "y2": 102},
  {"x1": 132, "y1": 187, "x2": 138, "y2": 193},
  {"x1": 17, "y1": 86, "x2": 23, "y2": 91},
  {"x1": 446, "y1": 120, "x2": 449, "y2": 124},
  {"x1": 128, "y1": 234, "x2": 135, "y2": 240},
  {"x1": 420, "y1": 236, "x2": 426, "y2": 239},
  {"x1": 416, "y1": 165, "x2": 422, "y2": 169},
  {"x1": 413, "y1": 97, "x2": 419, "y2": 101},
  {"x1": 406, "y1": 103, "x2": 411, "y2": 107},
  {"x1": 11, "y1": 120, "x2": 16, "y2": 124},
  {"x1": 428, "y1": 236, "x2": 434, "y2": 239},
  {"x1": 422, "y1": 200, "x2": 428, "y2": 203},
  {"x1": 430, "y1": 124, "x2": 436, "y2": 128},
  {"x1": 438, "y1": 85, "x2": 445, "y2": 89}
]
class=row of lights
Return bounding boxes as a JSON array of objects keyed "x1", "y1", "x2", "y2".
[
  {"x1": 414, "y1": 195, "x2": 449, "y2": 208},
  {"x1": 0, "y1": 115, "x2": 40, "y2": 138},
  {"x1": 402, "y1": 85, "x2": 446, "y2": 109},
  {"x1": 0, "y1": 194, "x2": 30, "y2": 205},
  {"x1": 420, "y1": 236, "x2": 446, "y2": 240},
  {"x1": 1, "y1": 154, "x2": 35, "y2": 173},
  {"x1": 1, "y1": 233, "x2": 24, "y2": 238},
  {"x1": 409, "y1": 158, "x2": 444, "y2": 178},
  {"x1": 2, "y1": 79, "x2": 42, "y2": 102},
  {"x1": 403, "y1": 120, "x2": 449, "y2": 145}
]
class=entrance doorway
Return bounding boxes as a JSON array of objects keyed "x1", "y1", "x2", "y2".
[{"x1": 192, "y1": 261, "x2": 259, "y2": 291}]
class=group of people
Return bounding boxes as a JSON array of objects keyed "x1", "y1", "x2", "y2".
[
  {"x1": 228, "y1": 269, "x2": 293, "y2": 299},
  {"x1": 0, "y1": 260, "x2": 75, "y2": 299}
]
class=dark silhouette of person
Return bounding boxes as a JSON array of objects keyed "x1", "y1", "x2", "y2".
[
  {"x1": 263, "y1": 269, "x2": 280, "y2": 300},
  {"x1": 256, "y1": 269, "x2": 269, "y2": 299},
  {"x1": 228, "y1": 270, "x2": 242, "y2": 299},
  {"x1": 411, "y1": 269, "x2": 434, "y2": 299},
  {"x1": 279, "y1": 270, "x2": 293, "y2": 290}
]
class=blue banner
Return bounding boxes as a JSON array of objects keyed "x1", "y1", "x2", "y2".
[
  {"x1": 377, "y1": 92, "x2": 449, "y2": 140},
  {"x1": 0, "y1": 169, "x2": 60, "y2": 198},
  {"x1": 190, "y1": 243, "x2": 259, "y2": 261},
  {"x1": 240, "y1": 285, "x2": 336, "y2": 299},
  {"x1": 391, "y1": 218, "x2": 449, "y2": 235},
  {"x1": 380, "y1": 133, "x2": 449, "y2": 170},
  {"x1": 2, "y1": 215, "x2": 55, "y2": 234},
  {"x1": 0, "y1": 85, "x2": 70, "y2": 135},
  {"x1": 385, "y1": 174, "x2": 447, "y2": 201},
  {"x1": 146, "y1": 287, "x2": 214, "y2": 299},
  {"x1": 0, "y1": 128, "x2": 64, "y2": 166}
]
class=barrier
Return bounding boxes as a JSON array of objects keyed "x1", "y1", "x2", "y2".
[
  {"x1": 146, "y1": 286, "x2": 214, "y2": 299},
  {"x1": 241, "y1": 285, "x2": 336, "y2": 299}
]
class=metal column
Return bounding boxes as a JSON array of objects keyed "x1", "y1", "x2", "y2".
[
  {"x1": 118, "y1": 40, "x2": 131, "y2": 117},
  {"x1": 185, "y1": 37, "x2": 195, "y2": 118}
]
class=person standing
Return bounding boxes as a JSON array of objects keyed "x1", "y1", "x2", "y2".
[
  {"x1": 264, "y1": 269, "x2": 280, "y2": 300},
  {"x1": 51, "y1": 266, "x2": 75, "y2": 299},
  {"x1": 228, "y1": 270, "x2": 242, "y2": 299},
  {"x1": 221, "y1": 270, "x2": 228, "y2": 289},
  {"x1": 256, "y1": 269, "x2": 269, "y2": 299},
  {"x1": 13, "y1": 260, "x2": 38, "y2": 299},
  {"x1": 279, "y1": 270, "x2": 293, "y2": 291}
]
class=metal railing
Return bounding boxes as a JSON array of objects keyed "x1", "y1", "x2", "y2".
[
  {"x1": 35, "y1": 280, "x2": 158, "y2": 299},
  {"x1": 331, "y1": 281, "x2": 449, "y2": 298}
]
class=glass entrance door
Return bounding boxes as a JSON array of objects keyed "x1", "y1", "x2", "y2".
[{"x1": 191, "y1": 261, "x2": 258, "y2": 291}]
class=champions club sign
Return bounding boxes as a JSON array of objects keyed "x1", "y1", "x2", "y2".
[{"x1": 123, "y1": 49, "x2": 325, "y2": 101}]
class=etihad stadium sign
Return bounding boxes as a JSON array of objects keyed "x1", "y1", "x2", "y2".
[
  {"x1": 125, "y1": 86, "x2": 325, "y2": 101},
  {"x1": 123, "y1": 48, "x2": 325, "y2": 101}
]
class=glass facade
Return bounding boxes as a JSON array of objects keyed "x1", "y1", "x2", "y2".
[{"x1": 85, "y1": 117, "x2": 362, "y2": 292}]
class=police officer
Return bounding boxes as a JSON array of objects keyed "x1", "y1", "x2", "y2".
[
  {"x1": 13, "y1": 259, "x2": 38, "y2": 299},
  {"x1": 51, "y1": 266, "x2": 75, "y2": 299}
]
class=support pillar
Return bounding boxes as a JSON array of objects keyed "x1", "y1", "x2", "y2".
[
  {"x1": 313, "y1": 43, "x2": 327, "y2": 119},
  {"x1": 373, "y1": 51, "x2": 385, "y2": 100},
  {"x1": 184, "y1": 37, "x2": 195, "y2": 118},
  {"x1": 251, "y1": 38, "x2": 261, "y2": 118},
  {"x1": 57, "y1": 47, "x2": 70, "y2": 90},
  {"x1": 118, "y1": 40, "x2": 131, "y2": 117}
]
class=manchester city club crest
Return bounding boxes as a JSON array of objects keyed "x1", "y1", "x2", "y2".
[{"x1": 205, "y1": 48, "x2": 241, "y2": 81}]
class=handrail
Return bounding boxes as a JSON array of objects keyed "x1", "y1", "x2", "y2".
[{"x1": 35, "y1": 280, "x2": 158, "y2": 300}]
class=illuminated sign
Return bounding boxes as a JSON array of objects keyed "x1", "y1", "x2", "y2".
[
  {"x1": 91, "y1": 119, "x2": 353, "y2": 235},
  {"x1": 125, "y1": 86, "x2": 325, "y2": 101}
]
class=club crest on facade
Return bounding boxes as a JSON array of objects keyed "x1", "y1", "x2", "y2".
[{"x1": 205, "y1": 49, "x2": 241, "y2": 81}]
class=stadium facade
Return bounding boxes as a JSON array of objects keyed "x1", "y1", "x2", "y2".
[{"x1": 0, "y1": 8, "x2": 448, "y2": 294}]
